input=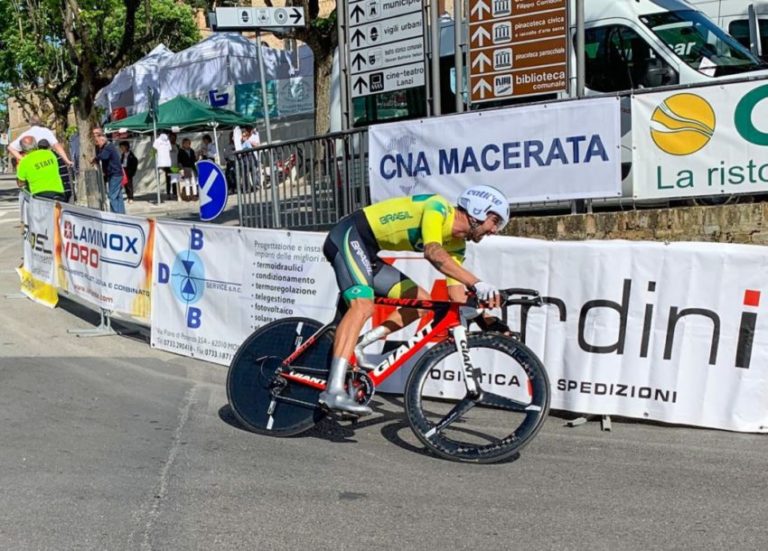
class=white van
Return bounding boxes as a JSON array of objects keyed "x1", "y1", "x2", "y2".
[
  {"x1": 689, "y1": 0, "x2": 768, "y2": 60},
  {"x1": 577, "y1": 0, "x2": 768, "y2": 95}
]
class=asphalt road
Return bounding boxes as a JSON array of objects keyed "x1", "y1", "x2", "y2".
[{"x1": 1, "y1": 174, "x2": 767, "y2": 550}]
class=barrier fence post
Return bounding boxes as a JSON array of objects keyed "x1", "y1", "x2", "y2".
[{"x1": 67, "y1": 308, "x2": 119, "y2": 338}]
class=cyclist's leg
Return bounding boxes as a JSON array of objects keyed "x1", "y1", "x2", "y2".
[
  {"x1": 320, "y1": 217, "x2": 377, "y2": 415},
  {"x1": 354, "y1": 265, "x2": 433, "y2": 364},
  {"x1": 374, "y1": 264, "x2": 433, "y2": 331}
]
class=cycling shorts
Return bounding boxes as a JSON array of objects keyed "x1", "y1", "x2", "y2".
[{"x1": 323, "y1": 211, "x2": 418, "y2": 304}]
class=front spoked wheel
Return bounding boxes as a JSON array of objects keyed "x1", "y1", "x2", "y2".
[
  {"x1": 404, "y1": 333, "x2": 550, "y2": 463},
  {"x1": 227, "y1": 317, "x2": 334, "y2": 436}
]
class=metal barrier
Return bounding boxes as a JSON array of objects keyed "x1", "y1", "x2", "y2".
[{"x1": 234, "y1": 128, "x2": 369, "y2": 230}]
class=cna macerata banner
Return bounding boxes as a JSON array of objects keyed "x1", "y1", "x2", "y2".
[
  {"x1": 150, "y1": 221, "x2": 337, "y2": 365},
  {"x1": 368, "y1": 97, "x2": 622, "y2": 204},
  {"x1": 462, "y1": 236, "x2": 768, "y2": 433},
  {"x1": 17, "y1": 193, "x2": 58, "y2": 308},
  {"x1": 633, "y1": 81, "x2": 768, "y2": 200},
  {"x1": 54, "y1": 203, "x2": 154, "y2": 318}
]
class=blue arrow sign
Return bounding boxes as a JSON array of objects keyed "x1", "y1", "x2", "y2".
[{"x1": 196, "y1": 160, "x2": 228, "y2": 221}]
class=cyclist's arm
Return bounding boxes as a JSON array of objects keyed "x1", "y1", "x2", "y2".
[{"x1": 424, "y1": 242, "x2": 479, "y2": 288}]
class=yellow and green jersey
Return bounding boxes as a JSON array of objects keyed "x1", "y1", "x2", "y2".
[{"x1": 362, "y1": 194, "x2": 465, "y2": 282}]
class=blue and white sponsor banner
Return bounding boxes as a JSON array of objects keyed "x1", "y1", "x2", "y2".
[
  {"x1": 151, "y1": 221, "x2": 337, "y2": 365},
  {"x1": 632, "y1": 81, "x2": 768, "y2": 200},
  {"x1": 459, "y1": 236, "x2": 768, "y2": 433},
  {"x1": 196, "y1": 160, "x2": 228, "y2": 221},
  {"x1": 54, "y1": 203, "x2": 154, "y2": 318},
  {"x1": 368, "y1": 97, "x2": 622, "y2": 203}
]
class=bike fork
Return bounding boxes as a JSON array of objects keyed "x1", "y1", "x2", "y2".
[{"x1": 452, "y1": 326, "x2": 482, "y2": 399}]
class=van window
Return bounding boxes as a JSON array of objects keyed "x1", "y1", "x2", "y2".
[
  {"x1": 352, "y1": 88, "x2": 427, "y2": 127},
  {"x1": 728, "y1": 19, "x2": 768, "y2": 58},
  {"x1": 641, "y1": 10, "x2": 764, "y2": 76},
  {"x1": 584, "y1": 25, "x2": 679, "y2": 92}
]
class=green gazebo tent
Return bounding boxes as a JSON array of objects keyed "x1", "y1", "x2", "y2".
[{"x1": 103, "y1": 95, "x2": 253, "y2": 134}]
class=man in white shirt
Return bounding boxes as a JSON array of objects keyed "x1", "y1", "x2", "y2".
[
  {"x1": 9, "y1": 116, "x2": 74, "y2": 166},
  {"x1": 242, "y1": 126, "x2": 261, "y2": 149}
]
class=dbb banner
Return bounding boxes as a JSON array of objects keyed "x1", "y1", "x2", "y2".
[{"x1": 151, "y1": 221, "x2": 337, "y2": 365}]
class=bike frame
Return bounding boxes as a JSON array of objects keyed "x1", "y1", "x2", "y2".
[{"x1": 279, "y1": 296, "x2": 482, "y2": 395}]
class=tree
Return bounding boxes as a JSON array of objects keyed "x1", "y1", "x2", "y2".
[{"x1": 0, "y1": 0, "x2": 200, "y2": 172}]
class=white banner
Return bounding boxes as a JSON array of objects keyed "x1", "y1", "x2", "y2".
[
  {"x1": 459, "y1": 236, "x2": 768, "y2": 433},
  {"x1": 54, "y1": 204, "x2": 154, "y2": 318},
  {"x1": 368, "y1": 97, "x2": 622, "y2": 204},
  {"x1": 633, "y1": 81, "x2": 768, "y2": 200},
  {"x1": 18, "y1": 194, "x2": 58, "y2": 308},
  {"x1": 150, "y1": 222, "x2": 337, "y2": 365}
]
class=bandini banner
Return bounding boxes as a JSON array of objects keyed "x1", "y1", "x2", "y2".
[
  {"x1": 368, "y1": 97, "x2": 622, "y2": 204},
  {"x1": 17, "y1": 193, "x2": 58, "y2": 308},
  {"x1": 54, "y1": 203, "x2": 154, "y2": 318},
  {"x1": 150, "y1": 221, "x2": 337, "y2": 365},
  {"x1": 633, "y1": 81, "x2": 768, "y2": 200},
  {"x1": 458, "y1": 236, "x2": 768, "y2": 433}
]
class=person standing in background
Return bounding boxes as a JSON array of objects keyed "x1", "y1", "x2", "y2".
[
  {"x1": 15, "y1": 136, "x2": 66, "y2": 201},
  {"x1": 178, "y1": 138, "x2": 197, "y2": 175},
  {"x1": 8, "y1": 115, "x2": 74, "y2": 168},
  {"x1": 92, "y1": 130, "x2": 125, "y2": 214},
  {"x1": 198, "y1": 134, "x2": 218, "y2": 163},
  {"x1": 119, "y1": 141, "x2": 138, "y2": 204},
  {"x1": 37, "y1": 139, "x2": 72, "y2": 202},
  {"x1": 153, "y1": 132, "x2": 175, "y2": 199},
  {"x1": 241, "y1": 126, "x2": 260, "y2": 150}
]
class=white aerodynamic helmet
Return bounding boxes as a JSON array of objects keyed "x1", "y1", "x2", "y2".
[{"x1": 456, "y1": 185, "x2": 510, "y2": 230}]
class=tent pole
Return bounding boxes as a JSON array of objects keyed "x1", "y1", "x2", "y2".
[
  {"x1": 152, "y1": 119, "x2": 161, "y2": 205},
  {"x1": 256, "y1": 33, "x2": 279, "y2": 228},
  {"x1": 212, "y1": 123, "x2": 221, "y2": 166}
]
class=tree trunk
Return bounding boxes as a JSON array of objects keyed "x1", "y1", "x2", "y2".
[
  {"x1": 313, "y1": 50, "x2": 335, "y2": 136},
  {"x1": 73, "y1": 81, "x2": 99, "y2": 205}
]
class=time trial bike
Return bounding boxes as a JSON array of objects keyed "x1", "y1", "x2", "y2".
[{"x1": 227, "y1": 288, "x2": 550, "y2": 464}]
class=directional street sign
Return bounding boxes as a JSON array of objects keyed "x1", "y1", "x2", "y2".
[
  {"x1": 196, "y1": 160, "x2": 228, "y2": 222},
  {"x1": 350, "y1": 61, "x2": 425, "y2": 97},
  {"x1": 346, "y1": 0, "x2": 426, "y2": 98},
  {"x1": 213, "y1": 7, "x2": 305, "y2": 30},
  {"x1": 468, "y1": 0, "x2": 568, "y2": 103}
]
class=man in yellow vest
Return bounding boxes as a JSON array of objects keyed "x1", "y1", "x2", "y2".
[{"x1": 16, "y1": 136, "x2": 66, "y2": 200}]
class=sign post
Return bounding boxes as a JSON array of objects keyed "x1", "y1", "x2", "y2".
[
  {"x1": 346, "y1": 0, "x2": 427, "y2": 100},
  {"x1": 212, "y1": 6, "x2": 306, "y2": 227},
  {"x1": 467, "y1": 0, "x2": 568, "y2": 103}
]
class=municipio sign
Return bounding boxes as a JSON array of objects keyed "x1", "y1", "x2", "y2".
[{"x1": 347, "y1": 0, "x2": 426, "y2": 98}]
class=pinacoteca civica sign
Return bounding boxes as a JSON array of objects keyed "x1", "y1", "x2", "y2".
[
  {"x1": 468, "y1": 0, "x2": 568, "y2": 103},
  {"x1": 347, "y1": 0, "x2": 426, "y2": 98}
]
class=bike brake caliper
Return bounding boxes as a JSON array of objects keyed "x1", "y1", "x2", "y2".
[{"x1": 452, "y1": 326, "x2": 482, "y2": 399}]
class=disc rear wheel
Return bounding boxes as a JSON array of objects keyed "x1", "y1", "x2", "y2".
[{"x1": 227, "y1": 318, "x2": 334, "y2": 436}]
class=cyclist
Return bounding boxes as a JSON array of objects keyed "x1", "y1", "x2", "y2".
[{"x1": 321, "y1": 185, "x2": 511, "y2": 416}]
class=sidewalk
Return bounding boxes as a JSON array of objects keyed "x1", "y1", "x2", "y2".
[{"x1": 123, "y1": 190, "x2": 241, "y2": 225}]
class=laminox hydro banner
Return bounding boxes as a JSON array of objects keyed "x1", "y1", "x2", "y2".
[
  {"x1": 151, "y1": 221, "x2": 337, "y2": 366},
  {"x1": 17, "y1": 194, "x2": 58, "y2": 308},
  {"x1": 461, "y1": 237, "x2": 768, "y2": 433},
  {"x1": 368, "y1": 97, "x2": 622, "y2": 203},
  {"x1": 54, "y1": 203, "x2": 154, "y2": 318},
  {"x1": 633, "y1": 81, "x2": 768, "y2": 200}
]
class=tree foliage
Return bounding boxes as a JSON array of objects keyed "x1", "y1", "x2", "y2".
[{"x1": 0, "y1": 0, "x2": 200, "y2": 133}]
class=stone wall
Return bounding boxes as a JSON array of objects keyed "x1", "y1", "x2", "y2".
[{"x1": 505, "y1": 203, "x2": 768, "y2": 245}]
